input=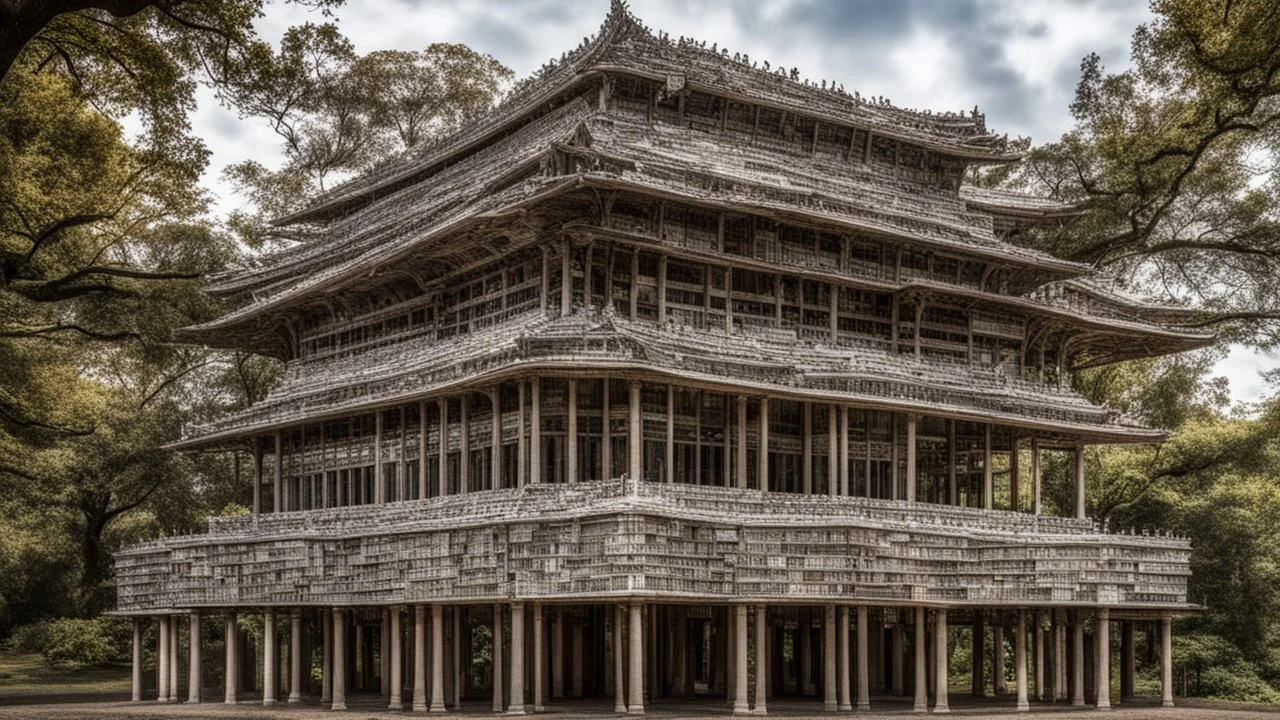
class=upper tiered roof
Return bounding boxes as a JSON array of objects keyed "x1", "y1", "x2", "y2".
[{"x1": 274, "y1": 0, "x2": 1018, "y2": 227}]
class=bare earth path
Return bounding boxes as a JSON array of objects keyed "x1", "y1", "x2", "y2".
[{"x1": 1, "y1": 695, "x2": 1278, "y2": 720}]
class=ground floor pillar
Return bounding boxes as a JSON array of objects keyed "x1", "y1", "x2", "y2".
[
  {"x1": 131, "y1": 617, "x2": 143, "y2": 702},
  {"x1": 494, "y1": 603, "x2": 505, "y2": 712},
  {"x1": 732, "y1": 604, "x2": 749, "y2": 715},
  {"x1": 1161, "y1": 615, "x2": 1174, "y2": 708},
  {"x1": 188, "y1": 611, "x2": 202, "y2": 703},
  {"x1": 322, "y1": 609, "x2": 332, "y2": 705},
  {"x1": 533, "y1": 603, "x2": 545, "y2": 712},
  {"x1": 614, "y1": 604, "x2": 627, "y2": 713},
  {"x1": 289, "y1": 613, "x2": 302, "y2": 704},
  {"x1": 1072, "y1": 613, "x2": 1085, "y2": 707},
  {"x1": 628, "y1": 602, "x2": 644, "y2": 715},
  {"x1": 754, "y1": 605, "x2": 768, "y2": 715},
  {"x1": 1015, "y1": 610, "x2": 1029, "y2": 712},
  {"x1": 224, "y1": 614, "x2": 237, "y2": 704},
  {"x1": 994, "y1": 618, "x2": 1007, "y2": 695},
  {"x1": 388, "y1": 607, "x2": 403, "y2": 710},
  {"x1": 413, "y1": 606, "x2": 427, "y2": 712},
  {"x1": 158, "y1": 614, "x2": 169, "y2": 703},
  {"x1": 169, "y1": 615, "x2": 179, "y2": 702},
  {"x1": 934, "y1": 609, "x2": 949, "y2": 714},
  {"x1": 510, "y1": 602, "x2": 527, "y2": 715},
  {"x1": 837, "y1": 607, "x2": 851, "y2": 712},
  {"x1": 913, "y1": 608, "x2": 927, "y2": 713},
  {"x1": 431, "y1": 605, "x2": 446, "y2": 712},
  {"x1": 856, "y1": 606, "x2": 870, "y2": 711},
  {"x1": 332, "y1": 609, "x2": 347, "y2": 711},
  {"x1": 1096, "y1": 609, "x2": 1111, "y2": 710},
  {"x1": 262, "y1": 609, "x2": 276, "y2": 706}
]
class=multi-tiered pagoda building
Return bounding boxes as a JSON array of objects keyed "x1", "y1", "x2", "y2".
[{"x1": 114, "y1": 3, "x2": 1208, "y2": 714}]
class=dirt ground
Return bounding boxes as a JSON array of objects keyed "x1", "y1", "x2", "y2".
[{"x1": 0, "y1": 694, "x2": 1278, "y2": 719}]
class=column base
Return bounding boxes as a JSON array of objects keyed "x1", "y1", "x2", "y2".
[
  {"x1": 626, "y1": 708, "x2": 645, "y2": 715},
  {"x1": 331, "y1": 701, "x2": 347, "y2": 711},
  {"x1": 388, "y1": 701, "x2": 403, "y2": 710},
  {"x1": 932, "y1": 708, "x2": 950, "y2": 715},
  {"x1": 838, "y1": 704, "x2": 852, "y2": 712},
  {"x1": 413, "y1": 702, "x2": 428, "y2": 712},
  {"x1": 823, "y1": 701, "x2": 838, "y2": 712},
  {"x1": 615, "y1": 703, "x2": 628, "y2": 713},
  {"x1": 1163, "y1": 701, "x2": 1175, "y2": 708},
  {"x1": 507, "y1": 707, "x2": 527, "y2": 716},
  {"x1": 429, "y1": 705, "x2": 446, "y2": 713},
  {"x1": 289, "y1": 697, "x2": 301, "y2": 704},
  {"x1": 263, "y1": 699, "x2": 276, "y2": 707},
  {"x1": 752, "y1": 706, "x2": 768, "y2": 715},
  {"x1": 1016, "y1": 700, "x2": 1029, "y2": 712},
  {"x1": 857, "y1": 702, "x2": 871, "y2": 712},
  {"x1": 533, "y1": 705, "x2": 546, "y2": 712},
  {"x1": 733, "y1": 704, "x2": 752, "y2": 715}
]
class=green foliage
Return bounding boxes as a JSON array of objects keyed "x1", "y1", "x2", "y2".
[{"x1": 40, "y1": 617, "x2": 129, "y2": 669}]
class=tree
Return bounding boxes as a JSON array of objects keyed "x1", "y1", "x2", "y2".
[
  {"x1": 992, "y1": 0, "x2": 1280, "y2": 348},
  {"x1": 224, "y1": 26, "x2": 512, "y2": 236}
]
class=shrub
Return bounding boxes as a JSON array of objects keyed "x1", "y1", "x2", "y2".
[
  {"x1": 40, "y1": 618, "x2": 129, "y2": 669},
  {"x1": 7, "y1": 621, "x2": 52, "y2": 654}
]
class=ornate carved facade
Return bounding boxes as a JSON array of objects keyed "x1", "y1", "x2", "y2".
[{"x1": 116, "y1": 2, "x2": 1199, "y2": 712}]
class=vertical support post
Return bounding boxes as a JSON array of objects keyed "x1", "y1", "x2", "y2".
[
  {"x1": 1015, "y1": 611, "x2": 1029, "y2": 712},
  {"x1": 629, "y1": 380, "x2": 642, "y2": 481},
  {"x1": 419, "y1": 400, "x2": 428, "y2": 499},
  {"x1": 1095, "y1": 609, "x2": 1111, "y2": 710},
  {"x1": 530, "y1": 381, "x2": 541, "y2": 484},
  {"x1": 734, "y1": 605, "x2": 750, "y2": 715},
  {"x1": 452, "y1": 608, "x2": 462, "y2": 709},
  {"x1": 413, "y1": 606, "x2": 427, "y2": 712},
  {"x1": 491, "y1": 390, "x2": 502, "y2": 490},
  {"x1": 754, "y1": 605, "x2": 768, "y2": 714},
  {"x1": 1010, "y1": 436, "x2": 1020, "y2": 512},
  {"x1": 994, "y1": 618, "x2": 1007, "y2": 695},
  {"x1": 758, "y1": 398, "x2": 770, "y2": 492},
  {"x1": 374, "y1": 411, "x2": 384, "y2": 504},
  {"x1": 628, "y1": 603, "x2": 645, "y2": 715},
  {"x1": 169, "y1": 615, "x2": 179, "y2": 703},
  {"x1": 1075, "y1": 444, "x2": 1087, "y2": 519},
  {"x1": 287, "y1": 613, "x2": 301, "y2": 704},
  {"x1": 856, "y1": 606, "x2": 870, "y2": 711},
  {"x1": 736, "y1": 395, "x2": 748, "y2": 489},
  {"x1": 983, "y1": 425, "x2": 993, "y2": 510},
  {"x1": 657, "y1": 254, "x2": 668, "y2": 323},
  {"x1": 322, "y1": 608, "x2": 332, "y2": 705},
  {"x1": 802, "y1": 402, "x2": 813, "y2": 494},
  {"x1": 131, "y1": 618, "x2": 143, "y2": 702},
  {"x1": 567, "y1": 379, "x2": 578, "y2": 484},
  {"x1": 614, "y1": 604, "x2": 627, "y2": 713},
  {"x1": 827, "y1": 405, "x2": 838, "y2": 497},
  {"x1": 1161, "y1": 615, "x2": 1174, "y2": 708},
  {"x1": 971, "y1": 612, "x2": 984, "y2": 698},
  {"x1": 1031, "y1": 437, "x2": 1041, "y2": 515},
  {"x1": 493, "y1": 604, "x2": 505, "y2": 713},
  {"x1": 388, "y1": 608, "x2": 402, "y2": 709},
  {"x1": 252, "y1": 443, "x2": 263, "y2": 515},
  {"x1": 823, "y1": 605, "x2": 837, "y2": 711},
  {"x1": 533, "y1": 603, "x2": 545, "y2": 713},
  {"x1": 1055, "y1": 612, "x2": 1068, "y2": 701},
  {"x1": 665, "y1": 385, "x2": 675, "y2": 483},
  {"x1": 332, "y1": 609, "x2": 347, "y2": 711},
  {"x1": 460, "y1": 397, "x2": 470, "y2": 493},
  {"x1": 837, "y1": 607, "x2": 851, "y2": 712},
  {"x1": 840, "y1": 406, "x2": 850, "y2": 497},
  {"x1": 431, "y1": 605, "x2": 445, "y2": 712},
  {"x1": 273, "y1": 431, "x2": 283, "y2": 512},
  {"x1": 603, "y1": 378, "x2": 612, "y2": 480},
  {"x1": 947, "y1": 419, "x2": 956, "y2": 506},
  {"x1": 224, "y1": 614, "x2": 237, "y2": 705},
  {"x1": 1072, "y1": 614, "x2": 1085, "y2": 707},
  {"x1": 906, "y1": 416, "x2": 918, "y2": 503},
  {"x1": 934, "y1": 609, "x2": 949, "y2": 713},
  {"x1": 158, "y1": 615, "x2": 169, "y2": 702},
  {"x1": 517, "y1": 383, "x2": 527, "y2": 487},
  {"x1": 262, "y1": 609, "x2": 276, "y2": 706},
  {"x1": 913, "y1": 608, "x2": 928, "y2": 713},
  {"x1": 1034, "y1": 611, "x2": 1044, "y2": 701},
  {"x1": 510, "y1": 603, "x2": 526, "y2": 715},
  {"x1": 561, "y1": 238, "x2": 572, "y2": 316},
  {"x1": 439, "y1": 397, "x2": 449, "y2": 496}
]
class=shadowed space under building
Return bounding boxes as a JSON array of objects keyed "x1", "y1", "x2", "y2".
[{"x1": 112, "y1": 1, "x2": 1205, "y2": 714}]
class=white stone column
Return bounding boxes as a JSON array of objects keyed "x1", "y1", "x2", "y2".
[
  {"x1": 758, "y1": 398, "x2": 770, "y2": 492},
  {"x1": 431, "y1": 605, "x2": 446, "y2": 712},
  {"x1": 158, "y1": 615, "x2": 169, "y2": 703},
  {"x1": 1095, "y1": 609, "x2": 1111, "y2": 710},
  {"x1": 827, "y1": 405, "x2": 838, "y2": 497},
  {"x1": 823, "y1": 605, "x2": 837, "y2": 711},
  {"x1": 188, "y1": 612, "x2": 202, "y2": 703},
  {"x1": 287, "y1": 613, "x2": 301, "y2": 704},
  {"x1": 1075, "y1": 444, "x2": 1087, "y2": 519},
  {"x1": 494, "y1": 604, "x2": 505, "y2": 712},
  {"x1": 802, "y1": 402, "x2": 813, "y2": 494},
  {"x1": 567, "y1": 378, "x2": 578, "y2": 484},
  {"x1": 629, "y1": 381, "x2": 642, "y2": 481},
  {"x1": 439, "y1": 397, "x2": 450, "y2": 495},
  {"x1": 934, "y1": 610, "x2": 949, "y2": 714},
  {"x1": 332, "y1": 609, "x2": 347, "y2": 711},
  {"x1": 837, "y1": 607, "x2": 851, "y2": 712},
  {"x1": 734, "y1": 605, "x2": 750, "y2": 715},
  {"x1": 274, "y1": 431, "x2": 283, "y2": 511},
  {"x1": 510, "y1": 602, "x2": 526, "y2": 715},
  {"x1": 1161, "y1": 615, "x2": 1174, "y2": 708},
  {"x1": 856, "y1": 606, "x2": 870, "y2": 711},
  {"x1": 224, "y1": 614, "x2": 237, "y2": 705},
  {"x1": 737, "y1": 396, "x2": 748, "y2": 489},
  {"x1": 262, "y1": 609, "x2": 276, "y2": 706},
  {"x1": 754, "y1": 605, "x2": 768, "y2": 715},
  {"x1": 530, "y1": 382, "x2": 541, "y2": 485},
  {"x1": 169, "y1": 615, "x2": 180, "y2": 702},
  {"x1": 913, "y1": 608, "x2": 927, "y2": 713},
  {"x1": 614, "y1": 604, "x2": 627, "y2": 713},
  {"x1": 1056, "y1": 612, "x2": 1067, "y2": 702},
  {"x1": 1015, "y1": 611, "x2": 1028, "y2": 712},
  {"x1": 533, "y1": 603, "x2": 545, "y2": 712},
  {"x1": 388, "y1": 607, "x2": 403, "y2": 709},
  {"x1": 628, "y1": 603, "x2": 645, "y2": 715},
  {"x1": 131, "y1": 618, "x2": 143, "y2": 702},
  {"x1": 517, "y1": 383, "x2": 527, "y2": 487},
  {"x1": 452, "y1": 607, "x2": 463, "y2": 708},
  {"x1": 413, "y1": 606, "x2": 427, "y2": 712},
  {"x1": 1072, "y1": 613, "x2": 1085, "y2": 707},
  {"x1": 322, "y1": 608, "x2": 332, "y2": 705},
  {"x1": 906, "y1": 416, "x2": 918, "y2": 502},
  {"x1": 1033, "y1": 610, "x2": 1043, "y2": 701},
  {"x1": 1031, "y1": 437, "x2": 1041, "y2": 515}
]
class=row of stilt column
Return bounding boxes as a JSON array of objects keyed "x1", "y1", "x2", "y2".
[{"x1": 131, "y1": 604, "x2": 1175, "y2": 713}]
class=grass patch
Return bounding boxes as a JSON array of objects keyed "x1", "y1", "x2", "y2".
[{"x1": 0, "y1": 652, "x2": 129, "y2": 696}]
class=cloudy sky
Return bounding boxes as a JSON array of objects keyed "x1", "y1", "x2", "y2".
[{"x1": 189, "y1": 0, "x2": 1275, "y2": 404}]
